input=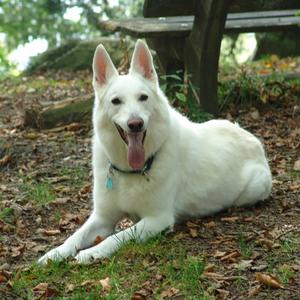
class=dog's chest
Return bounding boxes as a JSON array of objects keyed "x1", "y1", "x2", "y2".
[{"x1": 111, "y1": 174, "x2": 159, "y2": 216}]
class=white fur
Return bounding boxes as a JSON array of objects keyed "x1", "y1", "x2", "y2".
[{"x1": 38, "y1": 40, "x2": 272, "y2": 264}]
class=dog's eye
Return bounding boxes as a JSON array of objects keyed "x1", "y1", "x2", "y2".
[
  {"x1": 111, "y1": 98, "x2": 122, "y2": 105},
  {"x1": 139, "y1": 94, "x2": 148, "y2": 102}
]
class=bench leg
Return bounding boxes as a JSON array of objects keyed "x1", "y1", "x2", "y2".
[{"x1": 185, "y1": 0, "x2": 231, "y2": 115}]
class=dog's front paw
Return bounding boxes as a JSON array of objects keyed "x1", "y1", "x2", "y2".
[
  {"x1": 75, "y1": 248, "x2": 109, "y2": 264},
  {"x1": 38, "y1": 245, "x2": 75, "y2": 265}
]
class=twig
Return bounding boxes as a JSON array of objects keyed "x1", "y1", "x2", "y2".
[{"x1": 274, "y1": 226, "x2": 300, "y2": 241}]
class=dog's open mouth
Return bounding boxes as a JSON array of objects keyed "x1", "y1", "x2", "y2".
[{"x1": 115, "y1": 123, "x2": 146, "y2": 170}]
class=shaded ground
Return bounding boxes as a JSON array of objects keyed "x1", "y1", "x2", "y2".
[{"x1": 0, "y1": 59, "x2": 299, "y2": 299}]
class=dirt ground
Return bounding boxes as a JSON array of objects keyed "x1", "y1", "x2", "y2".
[{"x1": 0, "y1": 68, "x2": 299, "y2": 299}]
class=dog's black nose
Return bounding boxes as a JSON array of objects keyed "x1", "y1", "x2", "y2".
[{"x1": 127, "y1": 118, "x2": 144, "y2": 132}]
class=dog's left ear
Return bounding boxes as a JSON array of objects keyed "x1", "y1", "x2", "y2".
[{"x1": 129, "y1": 39, "x2": 157, "y2": 82}]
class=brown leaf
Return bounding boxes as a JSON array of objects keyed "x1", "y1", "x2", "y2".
[
  {"x1": 0, "y1": 273, "x2": 8, "y2": 283},
  {"x1": 255, "y1": 272, "x2": 284, "y2": 289},
  {"x1": 66, "y1": 122, "x2": 82, "y2": 132},
  {"x1": 11, "y1": 244, "x2": 25, "y2": 257},
  {"x1": 233, "y1": 260, "x2": 253, "y2": 271},
  {"x1": 216, "y1": 288, "x2": 229, "y2": 299},
  {"x1": 204, "y1": 220, "x2": 216, "y2": 228},
  {"x1": 65, "y1": 283, "x2": 75, "y2": 293},
  {"x1": 202, "y1": 272, "x2": 224, "y2": 280},
  {"x1": 220, "y1": 250, "x2": 240, "y2": 262},
  {"x1": 0, "y1": 155, "x2": 12, "y2": 167},
  {"x1": 161, "y1": 287, "x2": 180, "y2": 298},
  {"x1": 250, "y1": 109, "x2": 260, "y2": 120},
  {"x1": 293, "y1": 160, "x2": 300, "y2": 171},
  {"x1": 220, "y1": 216, "x2": 239, "y2": 223},
  {"x1": 33, "y1": 282, "x2": 58, "y2": 298},
  {"x1": 99, "y1": 277, "x2": 111, "y2": 293},
  {"x1": 59, "y1": 213, "x2": 79, "y2": 229},
  {"x1": 131, "y1": 292, "x2": 147, "y2": 300},
  {"x1": 248, "y1": 285, "x2": 262, "y2": 297},
  {"x1": 189, "y1": 228, "x2": 198, "y2": 238},
  {"x1": 213, "y1": 250, "x2": 227, "y2": 258},
  {"x1": 81, "y1": 280, "x2": 95, "y2": 287},
  {"x1": 186, "y1": 221, "x2": 200, "y2": 228},
  {"x1": 40, "y1": 229, "x2": 61, "y2": 236},
  {"x1": 94, "y1": 235, "x2": 105, "y2": 245}
]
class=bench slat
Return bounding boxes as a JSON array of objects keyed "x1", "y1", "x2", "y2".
[{"x1": 98, "y1": 10, "x2": 300, "y2": 37}]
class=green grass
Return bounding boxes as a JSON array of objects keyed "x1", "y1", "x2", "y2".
[
  {"x1": 289, "y1": 170, "x2": 300, "y2": 179},
  {"x1": 59, "y1": 166, "x2": 87, "y2": 189},
  {"x1": 276, "y1": 265, "x2": 295, "y2": 284},
  {"x1": 0, "y1": 207, "x2": 14, "y2": 223},
  {"x1": 11, "y1": 236, "x2": 210, "y2": 299},
  {"x1": 238, "y1": 233, "x2": 253, "y2": 259},
  {"x1": 20, "y1": 178, "x2": 56, "y2": 205},
  {"x1": 280, "y1": 238, "x2": 299, "y2": 255}
]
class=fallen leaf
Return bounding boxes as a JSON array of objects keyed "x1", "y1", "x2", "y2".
[
  {"x1": 255, "y1": 272, "x2": 283, "y2": 289},
  {"x1": 189, "y1": 227, "x2": 198, "y2": 238},
  {"x1": 65, "y1": 283, "x2": 75, "y2": 293},
  {"x1": 251, "y1": 264, "x2": 268, "y2": 272},
  {"x1": 213, "y1": 250, "x2": 227, "y2": 258},
  {"x1": 256, "y1": 238, "x2": 275, "y2": 249},
  {"x1": 0, "y1": 155, "x2": 12, "y2": 167},
  {"x1": 23, "y1": 132, "x2": 38, "y2": 140},
  {"x1": 39, "y1": 229, "x2": 61, "y2": 236},
  {"x1": 220, "y1": 250, "x2": 240, "y2": 262},
  {"x1": 66, "y1": 122, "x2": 82, "y2": 132},
  {"x1": 216, "y1": 288, "x2": 229, "y2": 298},
  {"x1": 248, "y1": 285, "x2": 262, "y2": 297},
  {"x1": 11, "y1": 244, "x2": 25, "y2": 257},
  {"x1": 204, "y1": 220, "x2": 216, "y2": 228},
  {"x1": 233, "y1": 259, "x2": 253, "y2": 271},
  {"x1": 220, "y1": 216, "x2": 239, "y2": 223},
  {"x1": 293, "y1": 160, "x2": 300, "y2": 171},
  {"x1": 33, "y1": 282, "x2": 58, "y2": 298},
  {"x1": 202, "y1": 272, "x2": 224, "y2": 280},
  {"x1": 0, "y1": 273, "x2": 8, "y2": 283},
  {"x1": 94, "y1": 235, "x2": 104, "y2": 245},
  {"x1": 161, "y1": 287, "x2": 180, "y2": 298},
  {"x1": 131, "y1": 292, "x2": 147, "y2": 300},
  {"x1": 81, "y1": 280, "x2": 94, "y2": 287},
  {"x1": 52, "y1": 197, "x2": 70, "y2": 204},
  {"x1": 250, "y1": 109, "x2": 260, "y2": 120},
  {"x1": 186, "y1": 221, "x2": 200, "y2": 228},
  {"x1": 204, "y1": 263, "x2": 215, "y2": 272},
  {"x1": 99, "y1": 277, "x2": 111, "y2": 293}
]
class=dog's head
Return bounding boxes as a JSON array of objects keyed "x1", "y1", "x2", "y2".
[{"x1": 92, "y1": 40, "x2": 170, "y2": 170}]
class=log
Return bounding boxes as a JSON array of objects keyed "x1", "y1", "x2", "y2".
[
  {"x1": 24, "y1": 94, "x2": 94, "y2": 129},
  {"x1": 41, "y1": 94, "x2": 94, "y2": 129}
]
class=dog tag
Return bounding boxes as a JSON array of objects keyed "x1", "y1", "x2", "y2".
[{"x1": 106, "y1": 177, "x2": 113, "y2": 190}]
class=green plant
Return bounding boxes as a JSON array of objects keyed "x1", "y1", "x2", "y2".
[{"x1": 160, "y1": 71, "x2": 213, "y2": 123}]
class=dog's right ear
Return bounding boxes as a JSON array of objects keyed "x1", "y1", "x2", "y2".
[{"x1": 93, "y1": 44, "x2": 118, "y2": 86}]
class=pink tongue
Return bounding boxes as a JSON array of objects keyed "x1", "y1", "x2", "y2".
[{"x1": 127, "y1": 132, "x2": 145, "y2": 170}]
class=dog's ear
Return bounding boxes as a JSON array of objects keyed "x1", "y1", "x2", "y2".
[
  {"x1": 129, "y1": 39, "x2": 157, "y2": 82},
  {"x1": 93, "y1": 44, "x2": 118, "y2": 85}
]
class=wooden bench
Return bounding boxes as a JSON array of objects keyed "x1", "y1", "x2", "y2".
[{"x1": 97, "y1": 0, "x2": 300, "y2": 115}]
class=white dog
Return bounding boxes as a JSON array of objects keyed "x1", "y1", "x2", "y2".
[{"x1": 39, "y1": 40, "x2": 272, "y2": 264}]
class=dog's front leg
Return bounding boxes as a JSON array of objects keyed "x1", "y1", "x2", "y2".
[
  {"x1": 75, "y1": 213, "x2": 174, "y2": 263},
  {"x1": 38, "y1": 211, "x2": 119, "y2": 264}
]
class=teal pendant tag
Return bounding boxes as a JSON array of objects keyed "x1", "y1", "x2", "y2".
[{"x1": 106, "y1": 177, "x2": 113, "y2": 190}]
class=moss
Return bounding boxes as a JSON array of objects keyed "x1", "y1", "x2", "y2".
[{"x1": 26, "y1": 38, "x2": 134, "y2": 74}]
